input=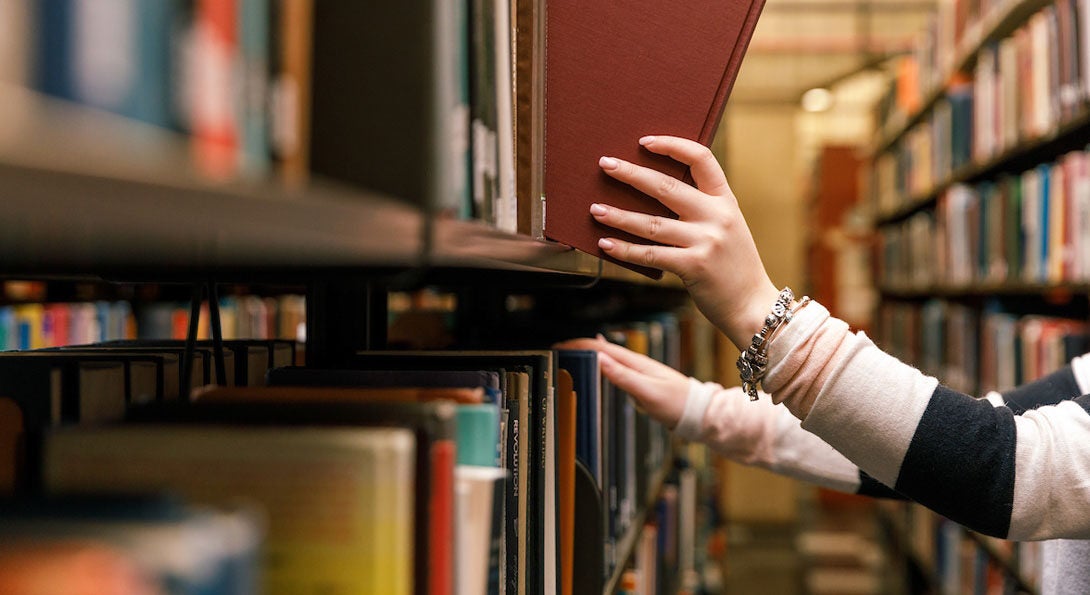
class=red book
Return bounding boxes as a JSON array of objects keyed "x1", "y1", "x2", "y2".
[
  {"x1": 429, "y1": 440, "x2": 455, "y2": 595},
  {"x1": 192, "y1": 0, "x2": 239, "y2": 180},
  {"x1": 544, "y1": 0, "x2": 766, "y2": 278}
]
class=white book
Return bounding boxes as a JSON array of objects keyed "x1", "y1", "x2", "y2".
[
  {"x1": 73, "y1": 0, "x2": 138, "y2": 112},
  {"x1": 1076, "y1": 153, "x2": 1090, "y2": 281},
  {"x1": 494, "y1": 0, "x2": 518, "y2": 233},
  {"x1": 1030, "y1": 13, "x2": 1053, "y2": 137},
  {"x1": 1081, "y1": 0, "x2": 1090, "y2": 100},
  {"x1": 678, "y1": 468, "x2": 697, "y2": 576}
]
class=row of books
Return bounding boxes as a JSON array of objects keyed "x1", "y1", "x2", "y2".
[
  {"x1": 0, "y1": 313, "x2": 691, "y2": 595},
  {"x1": 0, "y1": 294, "x2": 305, "y2": 351},
  {"x1": 138, "y1": 294, "x2": 306, "y2": 343},
  {"x1": 878, "y1": 147, "x2": 1090, "y2": 290},
  {"x1": 878, "y1": 299, "x2": 1088, "y2": 396},
  {"x1": 0, "y1": 338, "x2": 296, "y2": 490},
  {"x1": 0, "y1": 0, "x2": 312, "y2": 183},
  {"x1": 614, "y1": 450, "x2": 713, "y2": 595},
  {"x1": 873, "y1": 0, "x2": 1090, "y2": 215},
  {"x1": 0, "y1": 301, "x2": 134, "y2": 350},
  {"x1": 0, "y1": 0, "x2": 762, "y2": 279},
  {"x1": 881, "y1": 501, "x2": 1041, "y2": 594},
  {"x1": 0, "y1": 496, "x2": 263, "y2": 595},
  {"x1": 878, "y1": 0, "x2": 1027, "y2": 129},
  {"x1": 0, "y1": 0, "x2": 513, "y2": 226}
]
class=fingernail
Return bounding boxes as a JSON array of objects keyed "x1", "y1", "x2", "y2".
[
  {"x1": 599, "y1": 156, "x2": 619, "y2": 170},
  {"x1": 639, "y1": 136, "x2": 656, "y2": 146},
  {"x1": 598, "y1": 238, "x2": 615, "y2": 250},
  {"x1": 596, "y1": 333, "x2": 607, "y2": 342},
  {"x1": 590, "y1": 203, "x2": 608, "y2": 216}
]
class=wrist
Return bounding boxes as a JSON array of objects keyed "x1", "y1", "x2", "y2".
[
  {"x1": 727, "y1": 281, "x2": 781, "y2": 350},
  {"x1": 736, "y1": 286, "x2": 810, "y2": 400}
]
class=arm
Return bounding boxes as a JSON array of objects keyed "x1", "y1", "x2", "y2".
[
  {"x1": 555, "y1": 337, "x2": 903, "y2": 499},
  {"x1": 587, "y1": 135, "x2": 1090, "y2": 541},
  {"x1": 761, "y1": 301, "x2": 1090, "y2": 540}
]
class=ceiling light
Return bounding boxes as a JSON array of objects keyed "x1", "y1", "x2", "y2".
[{"x1": 801, "y1": 88, "x2": 834, "y2": 112}]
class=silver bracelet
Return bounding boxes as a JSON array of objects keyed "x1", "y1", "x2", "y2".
[{"x1": 737, "y1": 288, "x2": 810, "y2": 401}]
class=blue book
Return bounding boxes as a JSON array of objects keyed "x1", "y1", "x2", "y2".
[
  {"x1": 1038, "y1": 164, "x2": 1051, "y2": 283},
  {"x1": 35, "y1": 0, "x2": 75, "y2": 100},
  {"x1": 131, "y1": 0, "x2": 181, "y2": 127},
  {"x1": 558, "y1": 350, "x2": 601, "y2": 486}
]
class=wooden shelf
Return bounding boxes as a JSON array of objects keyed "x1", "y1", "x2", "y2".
[
  {"x1": 872, "y1": 0, "x2": 1056, "y2": 157},
  {"x1": 874, "y1": 109, "x2": 1090, "y2": 227},
  {"x1": 0, "y1": 85, "x2": 683, "y2": 288}
]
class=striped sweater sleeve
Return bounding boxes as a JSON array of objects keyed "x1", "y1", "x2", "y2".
[
  {"x1": 675, "y1": 380, "x2": 905, "y2": 498},
  {"x1": 762, "y1": 301, "x2": 1090, "y2": 541}
]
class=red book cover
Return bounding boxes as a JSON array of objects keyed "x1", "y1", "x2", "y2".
[
  {"x1": 544, "y1": 0, "x2": 766, "y2": 277},
  {"x1": 429, "y1": 440, "x2": 455, "y2": 595}
]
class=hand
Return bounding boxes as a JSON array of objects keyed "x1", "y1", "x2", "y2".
[
  {"x1": 592, "y1": 135, "x2": 780, "y2": 349},
  {"x1": 554, "y1": 335, "x2": 690, "y2": 429}
]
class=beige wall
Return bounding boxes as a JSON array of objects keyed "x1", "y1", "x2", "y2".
[{"x1": 725, "y1": 104, "x2": 806, "y2": 293}]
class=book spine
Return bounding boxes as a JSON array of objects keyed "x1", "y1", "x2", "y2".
[
  {"x1": 504, "y1": 385, "x2": 521, "y2": 595},
  {"x1": 430, "y1": 439, "x2": 456, "y2": 595}
]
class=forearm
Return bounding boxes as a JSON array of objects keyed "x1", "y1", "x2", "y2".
[
  {"x1": 676, "y1": 378, "x2": 904, "y2": 498},
  {"x1": 762, "y1": 301, "x2": 1090, "y2": 540}
]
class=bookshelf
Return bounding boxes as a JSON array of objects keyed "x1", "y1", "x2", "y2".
[
  {"x1": 0, "y1": 87, "x2": 682, "y2": 286},
  {"x1": 875, "y1": 107, "x2": 1090, "y2": 226},
  {"x1": 872, "y1": 0, "x2": 1056, "y2": 155},
  {"x1": 603, "y1": 454, "x2": 674, "y2": 595},
  {"x1": 869, "y1": 0, "x2": 1090, "y2": 589},
  {"x1": 0, "y1": 3, "x2": 715, "y2": 593}
]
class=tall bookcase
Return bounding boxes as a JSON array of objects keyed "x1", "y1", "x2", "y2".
[
  {"x1": 869, "y1": 0, "x2": 1090, "y2": 591},
  {"x1": 0, "y1": 3, "x2": 728, "y2": 593}
]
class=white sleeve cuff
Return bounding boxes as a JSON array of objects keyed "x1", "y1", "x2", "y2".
[
  {"x1": 1070, "y1": 353, "x2": 1090, "y2": 395},
  {"x1": 985, "y1": 391, "x2": 1005, "y2": 407},
  {"x1": 763, "y1": 301, "x2": 831, "y2": 386},
  {"x1": 674, "y1": 377, "x2": 716, "y2": 441}
]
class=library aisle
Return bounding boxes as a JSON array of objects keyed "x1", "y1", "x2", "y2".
[{"x1": 2, "y1": 0, "x2": 1087, "y2": 594}]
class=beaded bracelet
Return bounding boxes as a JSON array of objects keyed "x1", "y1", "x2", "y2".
[{"x1": 736, "y1": 288, "x2": 811, "y2": 401}]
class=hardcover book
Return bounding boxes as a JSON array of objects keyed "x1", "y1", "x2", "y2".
[{"x1": 543, "y1": 0, "x2": 766, "y2": 277}]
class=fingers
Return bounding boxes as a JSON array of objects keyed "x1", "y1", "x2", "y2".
[
  {"x1": 556, "y1": 335, "x2": 684, "y2": 386},
  {"x1": 590, "y1": 203, "x2": 696, "y2": 247},
  {"x1": 598, "y1": 156, "x2": 703, "y2": 217},
  {"x1": 638, "y1": 135, "x2": 729, "y2": 195},
  {"x1": 597, "y1": 236, "x2": 684, "y2": 273},
  {"x1": 599, "y1": 352, "x2": 684, "y2": 427},
  {"x1": 598, "y1": 352, "x2": 652, "y2": 401}
]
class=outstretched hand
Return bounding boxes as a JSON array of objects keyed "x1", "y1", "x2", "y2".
[
  {"x1": 553, "y1": 335, "x2": 689, "y2": 429},
  {"x1": 592, "y1": 135, "x2": 780, "y2": 350}
]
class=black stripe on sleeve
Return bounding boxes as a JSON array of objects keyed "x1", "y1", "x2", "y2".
[
  {"x1": 893, "y1": 385, "x2": 1016, "y2": 538},
  {"x1": 1001, "y1": 366, "x2": 1080, "y2": 414},
  {"x1": 1073, "y1": 394, "x2": 1090, "y2": 415},
  {"x1": 856, "y1": 470, "x2": 908, "y2": 500}
]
